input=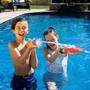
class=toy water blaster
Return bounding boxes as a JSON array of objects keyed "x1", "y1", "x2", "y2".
[
  {"x1": 25, "y1": 39, "x2": 42, "y2": 48},
  {"x1": 41, "y1": 41, "x2": 90, "y2": 54},
  {"x1": 58, "y1": 44, "x2": 90, "y2": 54},
  {"x1": 25, "y1": 40, "x2": 37, "y2": 48},
  {"x1": 59, "y1": 45, "x2": 83, "y2": 54}
]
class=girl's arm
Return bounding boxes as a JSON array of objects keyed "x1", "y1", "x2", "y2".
[{"x1": 42, "y1": 48, "x2": 60, "y2": 63}]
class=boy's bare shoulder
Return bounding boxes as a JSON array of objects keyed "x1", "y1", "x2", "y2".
[{"x1": 8, "y1": 40, "x2": 16, "y2": 48}]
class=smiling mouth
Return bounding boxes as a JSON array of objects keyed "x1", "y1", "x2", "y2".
[
  {"x1": 49, "y1": 44, "x2": 56, "y2": 47},
  {"x1": 18, "y1": 32, "x2": 25, "y2": 36}
]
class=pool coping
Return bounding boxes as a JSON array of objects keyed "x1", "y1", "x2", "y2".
[
  {"x1": 0, "y1": 9, "x2": 90, "y2": 24},
  {"x1": 0, "y1": 9, "x2": 56, "y2": 24}
]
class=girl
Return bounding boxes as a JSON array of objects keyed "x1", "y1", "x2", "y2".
[
  {"x1": 42, "y1": 27, "x2": 68, "y2": 90},
  {"x1": 8, "y1": 17, "x2": 38, "y2": 90}
]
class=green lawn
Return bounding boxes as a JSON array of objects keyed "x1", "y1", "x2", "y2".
[
  {"x1": 31, "y1": 5, "x2": 49, "y2": 9},
  {"x1": 0, "y1": 5, "x2": 5, "y2": 12}
]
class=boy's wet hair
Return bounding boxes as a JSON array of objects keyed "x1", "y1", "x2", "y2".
[
  {"x1": 11, "y1": 17, "x2": 26, "y2": 30},
  {"x1": 43, "y1": 27, "x2": 57, "y2": 36}
]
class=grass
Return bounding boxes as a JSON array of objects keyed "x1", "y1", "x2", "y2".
[
  {"x1": 0, "y1": 5, "x2": 49, "y2": 11},
  {"x1": 0, "y1": 5, "x2": 4, "y2": 9},
  {"x1": 31, "y1": 5, "x2": 49, "y2": 9},
  {"x1": 0, "y1": 5, "x2": 5, "y2": 12}
]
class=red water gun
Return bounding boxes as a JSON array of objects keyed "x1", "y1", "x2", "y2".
[{"x1": 59, "y1": 45, "x2": 83, "y2": 54}]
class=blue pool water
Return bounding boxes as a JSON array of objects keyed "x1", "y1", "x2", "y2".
[{"x1": 0, "y1": 12, "x2": 90, "y2": 90}]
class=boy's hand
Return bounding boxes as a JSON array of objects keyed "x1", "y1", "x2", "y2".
[{"x1": 25, "y1": 40, "x2": 36, "y2": 48}]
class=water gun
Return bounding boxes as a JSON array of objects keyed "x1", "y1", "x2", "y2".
[
  {"x1": 42, "y1": 40, "x2": 83, "y2": 54},
  {"x1": 59, "y1": 45, "x2": 83, "y2": 54},
  {"x1": 25, "y1": 39, "x2": 41, "y2": 48},
  {"x1": 25, "y1": 40, "x2": 37, "y2": 48}
]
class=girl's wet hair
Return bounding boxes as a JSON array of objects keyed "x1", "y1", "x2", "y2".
[
  {"x1": 43, "y1": 27, "x2": 57, "y2": 37},
  {"x1": 11, "y1": 17, "x2": 26, "y2": 30}
]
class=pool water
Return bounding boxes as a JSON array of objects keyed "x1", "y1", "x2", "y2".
[{"x1": 0, "y1": 12, "x2": 90, "y2": 90}]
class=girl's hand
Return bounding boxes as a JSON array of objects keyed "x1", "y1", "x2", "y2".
[{"x1": 58, "y1": 45, "x2": 65, "y2": 54}]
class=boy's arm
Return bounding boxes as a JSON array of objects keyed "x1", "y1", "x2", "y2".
[
  {"x1": 8, "y1": 42, "x2": 33, "y2": 67},
  {"x1": 42, "y1": 48, "x2": 59, "y2": 63},
  {"x1": 29, "y1": 49, "x2": 38, "y2": 69}
]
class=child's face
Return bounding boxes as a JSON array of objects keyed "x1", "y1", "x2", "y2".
[
  {"x1": 13, "y1": 21, "x2": 28, "y2": 38},
  {"x1": 45, "y1": 33, "x2": 58, "y2": 50}
]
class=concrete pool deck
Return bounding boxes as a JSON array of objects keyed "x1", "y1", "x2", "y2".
[
  {"x1": 0, "y1": 9, "x2": 52, "y2": 24},
  {"x1": 0, "y1": 9, "x2": 90, "y2": 24}
]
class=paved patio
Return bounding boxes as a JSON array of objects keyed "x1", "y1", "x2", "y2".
[
  {"x1": 0, "y1": 9, "x2": 51, "y2": 24},
  {"x1": 0, "y1": 9, "x2": 90, "y2": 24}
]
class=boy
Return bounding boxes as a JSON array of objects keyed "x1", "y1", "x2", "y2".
[{"x1": 8, "y1": 17, "x2": 38, "y2": 90}]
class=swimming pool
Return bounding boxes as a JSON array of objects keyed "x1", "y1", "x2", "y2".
[{"x1": 0, "y1": 12, "x2": 90, "y2": 90}]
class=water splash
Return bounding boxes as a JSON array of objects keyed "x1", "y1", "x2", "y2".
[
  {"x1": 84, "y1": 50, "x2": 90, "y2": 53},
  {"x1": 34, "y1": 38, "x2": 42, "y2": 47},
  {"x1": 31, "y1": 38, "x2": 90, "y2": 54}
]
